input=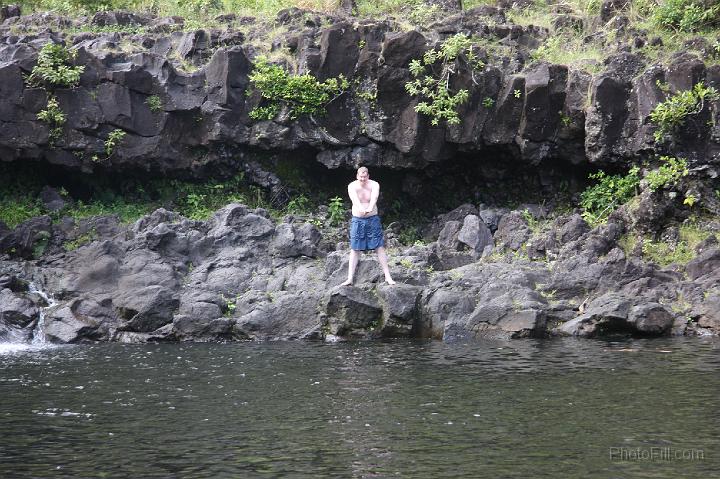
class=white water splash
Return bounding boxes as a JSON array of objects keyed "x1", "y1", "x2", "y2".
[
  {"x1": 0, "y1": 343, "x2": 35, "y2": 354},
  {"x1": 0, "y1": 282, "x2": 56, "y2": 354},
  {"x1": 28, "y1": 282, "x2": 55, "y2": 345}
]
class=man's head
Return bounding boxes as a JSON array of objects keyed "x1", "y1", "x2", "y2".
[{"x1": 356, "y1": 166, "x2": 369, "y2": 184}]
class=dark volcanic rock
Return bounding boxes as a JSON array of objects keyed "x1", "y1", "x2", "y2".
[
  {"x1": 0, "y1": 288, "x2": 38, "y2": 342},
  {"x1": 44, "y1": 297, "x2": 116, "y2": 343},
  {"x1": 557, "y1": 293, "x2": 674, "y2": 338},
  {"x1": 376, "y1": 283, "x2": 422, "y2": 337},
  {"x1": 326, "y1": 286, "x2": 383, "y2": 336}
]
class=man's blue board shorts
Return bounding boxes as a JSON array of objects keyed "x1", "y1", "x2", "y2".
[{"x1": 350, "y1": 215, "x2": 385, "y2": 251}]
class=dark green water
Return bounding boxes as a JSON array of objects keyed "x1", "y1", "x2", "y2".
[{"x1": 0, "y1": 338, "x2": 718, "y2": 478}]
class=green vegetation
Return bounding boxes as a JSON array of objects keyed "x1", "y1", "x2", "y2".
[
  {"x1": 405, "y1": 33, "x2": 484, "y2": 126},
  {"x1": 0, "y1": 197, "x2": 43, "y2": 228},
  {"x1": 649, "y1": 82, "x2": 719, "y2": 142},
  {"x1": 64, "y1": 230, "x2": 96, "y2": 251},
  {"x1": 580, "y1": 155, "x2": 695, "y2": 225},
  {"x1": 221, "y1": 293, "x2": 238, "y2": 317},
  {"x1": 104, "y1": 129, "x2": 127, "y2": 156},
  {"x1": 285, "y1": 194, "x2": 310, "y2": 214},
  {"x1": 640, "y1": 223, "x2": 713, "y2": 266},
  {"x1": 32, "y1": 230, "x2": 51, "y2": 258},
  {"x1": 327, "y1": 196, "x2": 345, "y2": 226},
  {"x1": 146, "y1": 95, "x2": 163, "y2": 112},
  {"x1": 248, "y1": 56, "x2": 349, "y2": 120},
  {"x1": 36, "y1": 95, "x2": 66, "y2": 143},
  {"x1": 0, "y1": 166, "x2": 271, "y2": 228},
  {"x1": 580, "y1": 167, "x2": 640, "y2": 225},
  {"x1": 27, "y1": 43, "x2": 84, "y2": 88},
  {"x1": 645, "y1": 156, "x2": 688, "y2": 191},
  {"x1": 652, "y1": 0, "x2": 720, "y2": 32},
  {"x1": 530, "y1": 35, "x2": 604, "y2": 72},
  {"x1": 521, "y1": 208, "x2": 543, "y2": 233}
]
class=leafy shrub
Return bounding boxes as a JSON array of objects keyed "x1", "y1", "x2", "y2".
[
  {"x1": 408, "y1": 2, "x2": 441, "y2": 25},
  {"x1": 36, "y1": 95, "x2": 66, "y2": 142},
  {"x1": 649, "y1": 82, "x2": 719, "y2": 141},
  {"x1": 286, "y1": 194, "x2": 310, "y2": 214},
  {"x1": 27, "y1": 43, "x2": 85, "y2": 88},
  {"x1": 652, "y1": 0, "x2": 720, "y2": 32},
  {"x1": 645, "y1": 156, "x2": 688, "y2": 191},
  {"x1": 104, "y1": 129, "x2": 126, "y2": 156},
  {"x1": 328, "y1": 196, "x2": 345, "y2": 226},
  {"x1": 146, "y1": 95, "x2": 163, "y2": 112},
  {"x1": 580, "y1": 167, "x2": 640, "y2": 224},
  {"x1": 405, "y1": 33, "x2": 484, "y2": 126},
  {"x1": 248, "y1": 56, "x2": 349, "y2": 120}
]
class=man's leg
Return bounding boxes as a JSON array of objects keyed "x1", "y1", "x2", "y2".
[
  {"x1": 341, "y1": 249, "x2": 360, "y2": 286},
  {"x1": 375, "y1": 246, "x2": 395, "y2": 285}
]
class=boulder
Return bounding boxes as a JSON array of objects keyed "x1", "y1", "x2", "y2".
[
  {"x1": 0, "y1": 288, "x2": 38, "y2": 342},
  {"x1": 43, "y1": 297, "x2": 116, "y2": 343},
  {"x1": 423, "y1": 289, "x2": 475, "y2": 339},
  {"x1": 494, "y1": 211, "x2": 531, "y2": 251},
  {"x1": 376, "y1": 284, "x2": 422, "y2": 337},
  {"x1": 557, "y1": 293, "x2": 673, "y2": 337},
  {"x1": 326, "y1": 286, "x2": 383, "y2": 336},
  {"x1": 116, "y1": 285, "x2": 179, "y2": 333},
  {"x1": 234, "y1": 293, "x2": 323, "y2": 340},
  {"x1": 270, "y1": 222, "x2": 322, "y2": 258},
  {"x1": 457, "y1": 215, "x2": 494, "y2": 253},
  {"x1": 686, "y1": 247, "x2": 720, "y2": 281}
]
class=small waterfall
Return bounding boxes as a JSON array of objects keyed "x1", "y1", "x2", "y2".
[{"x1": 28, "y1": 282, "x2": 55, "y2": 345}]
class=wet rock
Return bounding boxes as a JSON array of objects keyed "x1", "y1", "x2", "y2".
[
  {"x1": 234, "y1": 293, "x2": 323, "y2": 340},
  {"x1": 423, "y1": 289, "x2": 475, "y2": 339},
  {"x1": 628, "y1": 303, "x2": 675, "y2": 335},
  {"x1": 376, "y1": 284, "x2": 422, "y2": 337},
  {"x1": 0, "y1": 288, "x2": 38, "y2": 342},
  {"x1": 557, "y1": 293, "x2": 673, "y2": 337},
  {"x1": 174, "y1": 316, "x2": 236, "y2": 341},
  {"x1": 696, "y1": 294, "x2": 720, "y2": 333},
  {"x1": 116, "y1": 286, "x2": 179, "y2": 333},
  {"x1": 326, "y1": 286, "x2": 383, "y2": 336},
  {"x1": 43, "y1": 297, "x2": 116, "y2": 343},
  {"x1": 452, "y1": 296, "x2": 547, "y2": 340}
]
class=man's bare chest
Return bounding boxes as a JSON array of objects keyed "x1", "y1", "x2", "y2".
[{"x1": 355, "y1": 185, "x2": 372, "y2": 201}]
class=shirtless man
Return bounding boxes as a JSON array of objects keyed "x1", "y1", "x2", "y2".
[{"x1": 341, "y1": 166, "x2": 395, "y2": 286}]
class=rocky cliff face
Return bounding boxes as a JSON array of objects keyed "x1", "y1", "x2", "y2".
[
  {"x1": 1, "y1": 5, "x2": 720, "y2": 343},
  {"x1": 1, "y1": 6, "x2": 719, "y2": 178},
  {"x1": 1, "y1": 202, "x2": 719, "y2": 343}
]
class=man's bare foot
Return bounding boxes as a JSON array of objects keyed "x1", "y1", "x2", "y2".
[
  {"x1": 340, "y1": 279, "x2": 353, "y2": 286},
  {"x1": 385, "y1": 278, "x2": 396, "y2": 285}
]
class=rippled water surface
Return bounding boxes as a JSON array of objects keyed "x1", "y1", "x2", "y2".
[{"x1": 1, "y1": 338, "x2": 718, "y2": 478}]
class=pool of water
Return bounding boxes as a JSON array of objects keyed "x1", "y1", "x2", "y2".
[{"x1": 0, "y1": 338, "x2": 718, "y2": 478}]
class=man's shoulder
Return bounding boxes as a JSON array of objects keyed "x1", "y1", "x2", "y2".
[
  {"x1": 370, "y1": 179, "x2": 380, "y2": 188},
  {"x1": 348, "y1": 180, "x2": 359, "y2": 188}
]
